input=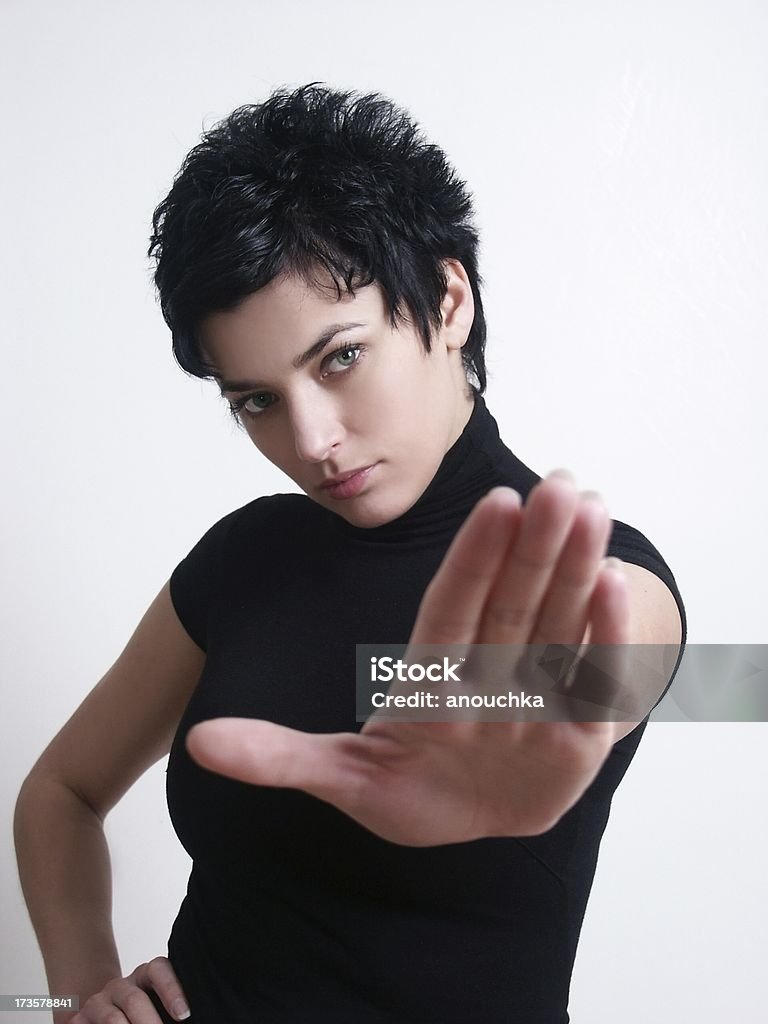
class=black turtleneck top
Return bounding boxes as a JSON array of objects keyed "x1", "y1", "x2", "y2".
[{"x1": 158, "y1": 391, "x2": 686, "y2": 1024}]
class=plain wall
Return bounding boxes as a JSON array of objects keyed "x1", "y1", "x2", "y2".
[{"x1": 2, "y1": 0, "x2": 766, "y2": 1020}]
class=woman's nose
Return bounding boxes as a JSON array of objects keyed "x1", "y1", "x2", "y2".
[{"x1": 289, "y1": 397, "x2": 343, "y2": 464}]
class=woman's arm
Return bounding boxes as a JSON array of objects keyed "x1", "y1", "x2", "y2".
[
  {"x1": 14, "y1": 776, "x2": 122, "y2": 1023},
  {"x1": 13, "y1": 580, "x2": 205, "y2": 1023}
]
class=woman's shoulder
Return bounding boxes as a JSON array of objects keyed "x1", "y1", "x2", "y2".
[
  {"x1": 232, "y1": 490, "x2": 326, "y2": 531},
  {"x1": 196, "y1": 490, "x2": 321, "y2": 539},
  {"x1": 190, "y1": 491, "x2": 329, "y2": 562}
]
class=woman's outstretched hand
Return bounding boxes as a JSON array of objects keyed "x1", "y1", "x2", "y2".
[{"x1": 186, "y1": 469, "x2": 631, "y2": 846}]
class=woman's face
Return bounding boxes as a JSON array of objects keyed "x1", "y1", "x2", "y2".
[{"x1": 199, "y1": 260, "x2": 475, "y2": 528}]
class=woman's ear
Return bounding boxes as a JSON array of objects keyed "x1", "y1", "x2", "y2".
[{"x1": 439, "y1": 259, "x2": 475, "y2": 351}]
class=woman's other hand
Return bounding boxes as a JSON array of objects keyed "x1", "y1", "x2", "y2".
[{"x1": 67, "y1": 958, "x2": 190, "y2": 1023}]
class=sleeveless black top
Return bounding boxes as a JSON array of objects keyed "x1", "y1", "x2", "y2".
[{"x1": 158, "y1": 391, "x2": 686, "y2": 1023}]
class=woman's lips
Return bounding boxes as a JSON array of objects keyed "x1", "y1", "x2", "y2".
[{"x1": 321, "y1": 463, "x2": 378, "y2": 500}]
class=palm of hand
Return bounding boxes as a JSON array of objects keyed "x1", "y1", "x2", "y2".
[{"x1": 186, "y1": 470, "x2": 630, "y2": 845}]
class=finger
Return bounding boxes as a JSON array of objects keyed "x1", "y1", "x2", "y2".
[
  {"x1": 560, "y1": 559, "x2": 634, "y2": 731},
  {"x1": 480, "y1": 469, "x2": 581, "y2": 644},
  {"x1": 141, "y1": 957, "x2": 191, "y2": 1022},
  {"x1": 529, "y1": 491, "x2": 612, "y2": 645},
  {"x1": 70, "y1": 992, "x2": 131, "y2": 1024},
  {"x1": 586, "y1": 558, "x2": 631, "y2": 646},
  {"x1": 85, "y1": 979, "x2": 160, "y2": 1024},
  {"x1": 186, "y1": 718, "x2": 368, "y2": 806},
  {"x1": 408, "y1": 486, "x2": 522, "y2": 647}
]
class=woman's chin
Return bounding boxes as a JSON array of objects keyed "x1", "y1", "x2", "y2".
[{"x1": 327, "y1": 493, "x2": 408, "y2": 530}]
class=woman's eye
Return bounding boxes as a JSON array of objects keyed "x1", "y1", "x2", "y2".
[
  {"x1": 325, "y1": 344, "x2": 362, "y2": 374},
  {"x1": 231, "y1": 392, "x2": 273, "y2": 417}
]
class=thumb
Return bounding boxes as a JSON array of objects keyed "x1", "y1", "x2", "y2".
[{"x1": 185, "y1": 718, "x2": 360, "y2": 802}]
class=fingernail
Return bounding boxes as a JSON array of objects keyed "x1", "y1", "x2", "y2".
[
  {"x1": 604, "y1": 556, "x2": 624, "y2": 573},
  {"x1": 547, "y1": 468, "x2": 576, "y2": 483},
  {"x1": 580, "y1": 489, "x2": 604, "y2": 505},
  {"x1": 486, "y1": 486, "x2": 521, "y2": 503},
  {"x1": 172, "y1": 998, "x2": 191, "y2": 1020}
]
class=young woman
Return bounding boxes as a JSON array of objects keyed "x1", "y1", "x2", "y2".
[{"x1": 15, "y1": 83, "x2": 685, "y2": 1024}]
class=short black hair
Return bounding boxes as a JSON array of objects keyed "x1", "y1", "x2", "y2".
[{"x1": 148, "y1": 82, "x2": 488, "y2": 394}]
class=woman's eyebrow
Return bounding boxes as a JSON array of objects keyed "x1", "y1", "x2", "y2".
[{"x1": 215, "y1": 321, "x2": 368, "y2": 394}]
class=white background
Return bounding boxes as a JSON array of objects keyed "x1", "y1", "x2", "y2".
[{"x1": 2, "y1": 1, "x2": 766, "y2": 1020}]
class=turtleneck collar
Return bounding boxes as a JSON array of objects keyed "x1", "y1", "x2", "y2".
[{"x1": 329, "y1": 389, "x2": 507, "y2": 549}]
